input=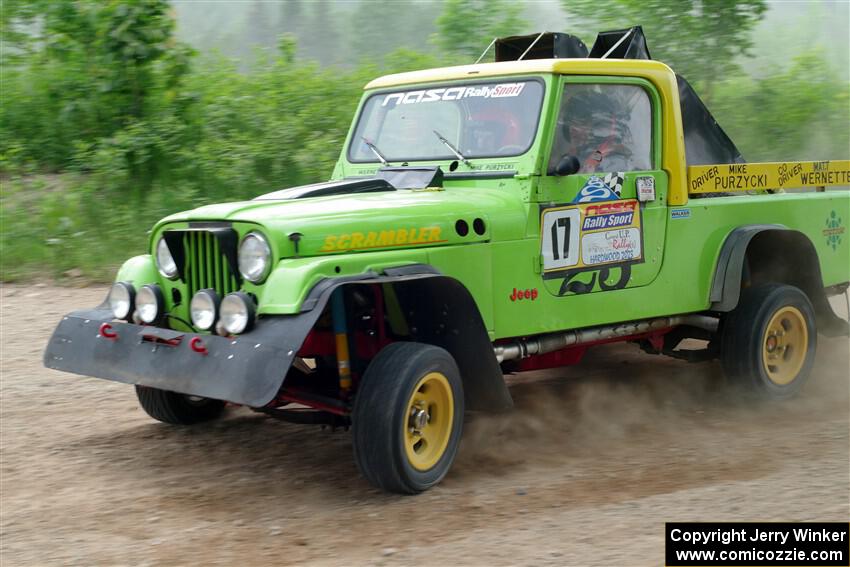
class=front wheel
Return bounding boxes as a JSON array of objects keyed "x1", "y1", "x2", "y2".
[
  {"x1": 135, "y1": 385, "x2": 227, "y2": 425},
  {"x1": 720, "y1": 283, "x2": 817, "y2": 398},
  {"x1": 352, "y1": 342, "x2": 464, "y2": 494}
]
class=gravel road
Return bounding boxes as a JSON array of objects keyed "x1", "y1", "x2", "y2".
[{"x1": 1, "y1": 285, "x2": 848, "y2": 566}]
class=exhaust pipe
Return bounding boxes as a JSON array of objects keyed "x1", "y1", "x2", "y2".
[{"x1": 493, "y1": 314, "x2": 718, "y2": 363}]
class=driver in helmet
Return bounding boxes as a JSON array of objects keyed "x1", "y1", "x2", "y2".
[{"x1": 558, "y1": 90, "x2": 633, "y2": 173}]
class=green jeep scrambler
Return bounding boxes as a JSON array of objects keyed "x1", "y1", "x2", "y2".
[{"x1": 45, "y1": 29, "x2": 850, "y2": 493}]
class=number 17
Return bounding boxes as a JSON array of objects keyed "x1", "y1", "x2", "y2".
[{"x1": 551, "y1": 217, "x2": 571, "y2": 260}]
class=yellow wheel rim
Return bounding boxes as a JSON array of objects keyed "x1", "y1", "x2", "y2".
[
  {"x1": 403, "y1": 372, "x2": 454, "y2": 471},
  {"x1": 761, "y1": 306, "x2": 808, "y2": 385}
]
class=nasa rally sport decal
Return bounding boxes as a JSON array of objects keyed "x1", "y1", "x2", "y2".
[
  {"x1": 381, "y1": 83, "x2": 526, "y2": 107},
  {"x1": 540, "y1": 198, "x2": 643, "y2": 277}
]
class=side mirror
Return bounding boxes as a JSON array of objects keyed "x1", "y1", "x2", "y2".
[{"x1": 554, "y1": 155, "x2": 580, "y2": 177}]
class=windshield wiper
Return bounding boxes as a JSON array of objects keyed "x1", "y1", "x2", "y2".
[
  {"x1": 433, "y1": 130, "x2": 471, "y2": 167},
  {"x1": 361, "y1": 137, "x2": 390, "y2": 166}
]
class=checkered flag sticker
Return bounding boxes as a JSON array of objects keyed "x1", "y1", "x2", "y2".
[{"x1": 603, "y1": 172, "x2": 625, "y2": 197}]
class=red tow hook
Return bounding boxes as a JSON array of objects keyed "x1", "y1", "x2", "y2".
[
  {"x1": 189, "y1": 336, "x2": 208, "y2": 355},
  {"x1": 98, "y1": 323, "x2": 118, "y2": 341}
]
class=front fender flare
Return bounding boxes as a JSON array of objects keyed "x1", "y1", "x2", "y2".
[{"x1": 307, "y1": 265, "x2": 513, "y2": 412}]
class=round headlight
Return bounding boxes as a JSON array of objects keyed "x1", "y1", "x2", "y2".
[
  {"x1": 136, "y1": 284, "x2": 164, "y2": 324},
  {"x1": 108, "y1": 282, "x2": 135, "y2": 320},
  {"x1": 238, "y1": 232, "x2": 271, "y2": 283},
  {"x1": 190, "y1": 289, "x2": 220, "y2": 331},
  {"x1": 220, "y1": 292, "x2": 256, "y2": 335},
  {"x1": 156, "y1": 237, "x2": 178, "y2": 279}
]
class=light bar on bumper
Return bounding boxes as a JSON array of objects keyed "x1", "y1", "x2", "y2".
[
  {"x1": 220, "y1": 292, "x2": 256, "y2": 335},
  {"x1": 136, "y1": 284, "x2": 165, "y2": 324},
  {"x1": 190, "y1": 289, "x2": 220, "y2": 331},
  {"x1": 108, "y1": 282, "x2": 135, "y2": 321},
  {"x1": 43, "y1": 304, "x2": 324, "y2": 407}
]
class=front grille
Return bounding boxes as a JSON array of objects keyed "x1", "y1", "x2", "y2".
[{"x1": 182, "y1": 231, "x2": 239, "y2": 299}]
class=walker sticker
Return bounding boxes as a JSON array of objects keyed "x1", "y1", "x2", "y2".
[
  {"x1": 382, "y1": 82, "x2": 526, "y2": 107},
  {"x1": 824, "y1": 210, "x2": 845, "y2": 251},
  {"x1": 540, "y1": 199, "x2": 643, "y2": 276},
  {"x1": 571, "y1": 173, "x2": 625, "y2": 203},
  {"x1": 670, "y1": 208, "x2": 691, "y2": 219}
]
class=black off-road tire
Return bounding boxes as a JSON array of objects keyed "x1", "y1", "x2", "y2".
[
  {"x1": 720, "y1": 283, "x2": 817, "y2": 399},
  {"x1": 135, "y1": 385, "x2": 227, "y2": 425},
  {"x1": 352, "y1": 342, "x2": 464, "y2": 494}
]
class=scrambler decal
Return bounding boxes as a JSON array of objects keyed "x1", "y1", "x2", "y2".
[
  {"x1": 321, "y1": 227, "x2": 445, "y2": 252},
  {"x1": 540, "y1": 199, "x2": 644, "y2": 295}
]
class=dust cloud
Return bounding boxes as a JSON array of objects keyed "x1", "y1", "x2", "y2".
[{"x1": 457, "y1": 314, "x2": 849, "y2": 479}]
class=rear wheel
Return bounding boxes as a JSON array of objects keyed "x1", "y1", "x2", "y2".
[
  {"x1": 720, "y1": 283, "x2": 817, "y2": 398},
  {"x1": 352, "y1": 342, "x2": 464, "y2": 494},
  {"x1": 135, "y1": 385, "x2": 227, "y2": 425}
]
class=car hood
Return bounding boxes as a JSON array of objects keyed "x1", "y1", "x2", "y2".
[{"x1": 156, "y1": 182, "x2": 526, "y2": 258}]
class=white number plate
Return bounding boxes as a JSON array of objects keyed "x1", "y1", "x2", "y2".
[{"x1": 540, "y1": 208, "x2": 581, "y2": 271}]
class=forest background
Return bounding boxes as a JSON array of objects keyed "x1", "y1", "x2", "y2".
[{"x1": 1, "y1": 0, "x2": 848, "y2": 281}]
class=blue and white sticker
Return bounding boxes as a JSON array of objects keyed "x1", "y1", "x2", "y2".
[
  {"x1": 670, "y1": 208, "x2": 691, "y2": 219},
  {"x1": 572, "y1": 174, "x2": 623, "y2": 203}
]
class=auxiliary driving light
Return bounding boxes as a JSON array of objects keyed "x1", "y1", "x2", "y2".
[
  {"x1": 190, "y1": 289, "x2": 220, "y2": 331},
  {"x1": 136, "y1": 284, "x2": 164, "y2": 324},
  {"x1": 220, "y1": 292, "x2": 256, "y2": 335},
  {"x1": 108, "y1": 282, "x2": 135, "y2": 321}
]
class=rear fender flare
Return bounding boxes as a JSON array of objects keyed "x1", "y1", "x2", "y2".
[
  {"x1": 710, "y1": 225, "x2": 785, "y2": 311},
  {"x1": 710, "y1": 226, "x2": 846, "y2": 335}
]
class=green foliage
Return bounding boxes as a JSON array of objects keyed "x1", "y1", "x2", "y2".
[
  {"x1": 711, "y1": 51, "x2": 850, "y2": 162},
  {"x1": 348, "y1": 1, "x2": 439, "y2": 63},
  {"x1": 0, "y1": 174, "x2": 164, "y2": 281},
  {"x1": 0, "y1": 2, "x2": 438, "y2": 281},
  {"x1": 0, "y1": 0, "x2": 191, "y2": 170},
  {"x1": 434, "y1": 0, "x2": 526, "y2": 59},
  {"x1": 561, "y1": 0, "x2": 767, "y2": 99},
  {"x1": 0, "y1": 1, "x2": 846, "y2": 282},
  {"x1": 172, "y1": 0, "x2": 439, "y2": 67}
]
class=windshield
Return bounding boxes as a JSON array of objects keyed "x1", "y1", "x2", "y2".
[{"x1": 348, "y1": 79, "x2": 545, "y2": 163}]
